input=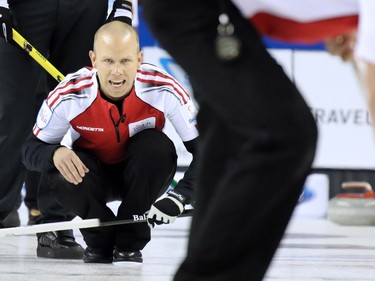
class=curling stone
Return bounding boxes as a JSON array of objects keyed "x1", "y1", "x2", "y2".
[{"x1": 327, "y1": 181, "x2": 375, "y2": 226}]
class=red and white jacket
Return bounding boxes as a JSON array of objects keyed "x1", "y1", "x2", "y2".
[
  {"x1": 32, "y1": 63, "x2": 198, "y2": 165},
  {"x1": 232, "y1": 0, "x2": 375, "y2": 64},
  {"x1": 232, "y1": 0, "x2": 359, "y2": 44}
]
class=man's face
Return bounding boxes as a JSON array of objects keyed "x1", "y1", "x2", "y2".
[{"x1": 89, "y1": 32, "x2": 142, "y2": 100}]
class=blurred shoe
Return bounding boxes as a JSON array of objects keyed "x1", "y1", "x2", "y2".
[
  {"x1": 113, "y1": 249, "x2": 143, "y2": 263},
  {"x1": 83, "y1": 247, "x2": 113, "y2": 263},
  {"x1": 2, "y1": 209, "x2": 20, "y2": 228},
  {"x1": 37, "y1": 230, "x2": 84, "y2": 259},
  {"x1": 27, "y1": 209, "x2": 41, "y2": 226}
]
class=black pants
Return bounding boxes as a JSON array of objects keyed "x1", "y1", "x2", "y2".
[
  {"x1": 143, "y1": 1, "x2": 318, "y2": 280},
  {"x1": 24, "y1": 75, "x2": 48, "y2": 212},
  {"x1": 49, "y1": 130, "x2": 177, "y2": 251},
  {"x1": 0, "y1": 0, "x2": 108, "y2": 220},
  {"x1": 24, "y1": 171, "x2": 40, "y2": 210}
]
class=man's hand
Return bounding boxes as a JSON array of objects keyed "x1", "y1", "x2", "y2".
[
  {"x1": 325, "y1": 31, "x2": 357, "y2": 62},
  {"x1": 106, "y1": 0, "x2": 133, "y2": 26},
  {"x1": 0, "y1": 5, "x2": 14, "y2": 42},
  {"x1": 147, "y1": 190, "x2": 187, "y2": 228},
  {"x1": 52, "y1": 147, "x2": 89, "y2": 185}
]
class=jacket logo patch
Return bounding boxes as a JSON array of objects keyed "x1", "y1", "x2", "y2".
[
  {"x1": 180, "y1": 100, "x2": 198, "y2": 128},
  {"x1": 129, "y1": 117, "x2": 156, "y2": 137},
  {"x1": 76, "y1": 126, "x2": 104, "y2": 132},
  {"x1": 36, "y1": 101, "x2": 53, "y2": 129}
]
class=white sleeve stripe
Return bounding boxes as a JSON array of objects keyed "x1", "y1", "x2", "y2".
[
  {"x1": 0, "y1": 0, "x2": 8, "y2": 8},
  {"x1": 137, "y1": 77, "x2": 187, "y2": 105},
  {"x1": 47, "y1": 79, "x2": 93, "y2": 109},
  {"x1": 114, "y1": 9, "x2": 132, "y2": 20},
  {"x1": 49, "y1": 75, "x2": 92, "y2": 101},
  {"x1": 140, "y1": 74, "x2": 189, "y2": 101},
  {"x1": 138, "y1": 70, "x2": 189, "y2": 97},
  {"x1": 137, "y1": 70, "x2": 190, "y2": 102},
  {"x1": 33, "y1": 124, "x2": 41, "y2": 136}
]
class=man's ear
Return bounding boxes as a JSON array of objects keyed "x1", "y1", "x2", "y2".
[
  {"x1": 138, "y1": 50, "x2": 143, "y2": 67},
  {"x1": 89, "y1": 50, "x2": 96, "y2": 67}
]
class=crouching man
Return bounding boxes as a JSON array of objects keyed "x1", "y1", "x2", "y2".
[{"x1": 21, "y1": 21, "x2": 199, "y2": 264}]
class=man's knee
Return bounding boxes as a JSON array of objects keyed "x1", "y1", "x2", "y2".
[{"x1": 127, "y1": 129, "x2": 177, "y2": 163}]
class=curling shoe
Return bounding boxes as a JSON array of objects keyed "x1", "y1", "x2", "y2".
[
  {"x1": 83, "y1": 247, "x2": 113, "y2": 263},
  {"x1": 113, "y1": 249, "x2": 143, "y2": 263},
  {"x1": 3, "y1": 209, "x2": 20, "y2": 228},
  {"x1": 37, "y1": 230, "x2": 84, "y2": 259},
  {"x1": 27, "y1": 208, "x2": 41, "y2": 226}
]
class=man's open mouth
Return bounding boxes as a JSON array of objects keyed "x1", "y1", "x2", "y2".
[{"x1": 109, "y1": 80, "x2": 125, "y2": 87}]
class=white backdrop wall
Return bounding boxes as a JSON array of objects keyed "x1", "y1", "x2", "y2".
[
  {"x1": 270, "y1": 50, "x2": 375, "y2": 169},
  {"x1": 142, "y1": 46, "x2": 375, "y2": 170}
]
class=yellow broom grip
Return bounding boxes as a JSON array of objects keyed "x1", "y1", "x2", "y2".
[{"x1": 12, "y1": 28, "x2": 65, "y2": 82}]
